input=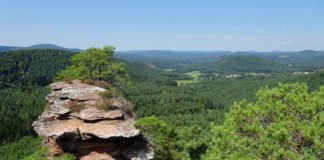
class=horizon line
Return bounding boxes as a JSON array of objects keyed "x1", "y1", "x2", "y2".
[{"x1": 1, "y1": 44, "x2": 323, "y2": 53}]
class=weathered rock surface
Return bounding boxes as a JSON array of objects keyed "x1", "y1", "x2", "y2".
[
  {"x1": 75, "y1": 107, "x2": 124, "y2": 121},
  {"x1": 33, "y1": 80, "x2": 153, "y2": 160}
]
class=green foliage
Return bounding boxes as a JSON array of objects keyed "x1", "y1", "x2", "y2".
[
  {"x1": 0, "y1": 136, "x2": 75, "y2": 160},
  {"x1": 135, "y1": 116, "x2": 168, "y2": 143},
  {"x1": 210, "y1": 55, "x2": 289, "y2": 73},
  {"x1": 203, "y1": 83, "x2": 324, "y2": 160},
  {"x1": 55, "y1": 46, "x2": 128, "y2": 86},
  {"x1": 97, "y1": 102, "x2": 115, "y2": 112},
  {"x1": 0, "y1": 49, "x2": 73, "y2": 88},
  {"x1": 98, "y1": 89, "x2": 119, "y2": 111},
  {"x1": 0, "y1": 136, "x2": 43, "y2": 160},
  {"x1": 135, "y1": 116, "x2": 174, "y2": 159},
  {"x1": 136, "y1": 117, "x2": 209, "y2": 160},
  {"x1": 116, "y1": 50, "x2": 324, "y2": 73},
  {"x1": 124, "y1": 72, "x2": 324, "y2": 160},
  {"x1": 23, "y1": 145, "x2": 76, "y2": 160},
  {"x1": 176, "y1": 71, "x2": 202, "y2": 86},
  {"x1": 173, "y1": 125, "x2": 209, "y2": 159},
  {"x1": 1, "y1": 49, "x2": 323, "y2": 160},
  {"x1": 0, "y1": 87, "x2": 49, "y2": 143},
  {"x1": 0, "y1": 49, "x2": 75, "y2": 143},
  {"x1": 100, "y1": 89, "x2": 117, "y2": 99},
  {"x1": 121, "y1": 59, "x2": 187, "y2": 85},
  {"x1": 22, "y1": 146, "x2": 50, "y2": 160},
  {"x1": 124, "y1": 73, "x2": 324, "y2": 130}
]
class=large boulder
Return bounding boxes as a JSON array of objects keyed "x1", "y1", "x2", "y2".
[{"x1": 33, "y1": 80, "x2": 153, "y2": 160}]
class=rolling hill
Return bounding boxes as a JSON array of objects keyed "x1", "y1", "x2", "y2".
[
  {"x1": 200, "y1": 55, "x2": 290, "y2": 73},
  {"x1": 0, "y1": 44, "x2": 82, "y2": 52}
]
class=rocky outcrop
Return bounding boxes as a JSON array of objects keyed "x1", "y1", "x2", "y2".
[{"x1": 33, "y1": 80, "x2": 153, "y2": 160}]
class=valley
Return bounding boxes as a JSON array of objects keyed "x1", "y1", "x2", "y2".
[
  {"x1": 0, "y1": 48, "x2": 323, "y2": 159},
  {"x1": 1, "y1": 1, "x2": 323, "y2": 159}
]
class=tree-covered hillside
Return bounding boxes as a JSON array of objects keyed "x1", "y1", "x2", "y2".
[
  {"x1": 118, "y1": 51, "x2": 324, "y2": 74},
  {"x1": 0, "y1": 87, "x2": 49, "y2": 143},
  {"x1": 0, "y1": 49, "x2": 323, "y2": 159},
  {"x1": 0, "y1": 49, "x2": 73, "y2": 87},
  {"x1": 210, "y1": 55, "x2": 289, "y2": 73},
  {"x1": 0, "y1": 49, "x2": 74, "y2": 144},
  {"x1": 121, "y1": 71, "x2": 324, "y2": 159},
  {"x1": 0, "y1": 44, "x2": 82, "y2": 52},
  {"x1": 263, "y1": 50, "x2": 324, "y2": 69}
]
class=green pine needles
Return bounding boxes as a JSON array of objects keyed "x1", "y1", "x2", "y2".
[
  {"x1": 203, "y1": 83, "x2": 324, "y2": 160},
  {"x1": 54, "y1": 46, "x2": 128, "y2": 86}
]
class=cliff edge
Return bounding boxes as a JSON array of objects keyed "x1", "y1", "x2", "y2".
[{"x1": 32, "y1": 80, "x2": 153, "y2": 160}]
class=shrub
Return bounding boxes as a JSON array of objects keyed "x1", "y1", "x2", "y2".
[
  {"x1": 203, "y1": 83, "x2": 324, "y2": 160},
  {"x1": 100, "y1": 90, "x2": 117, "y2": 99},
  {"x1": 22, "y1": 146, "x2": 50, "y2": 160},
  {"x1": 115, "y1": 97, "x2": 134, "y2": 116},
  {"x1": 82, "y1": 79, "x2": 95, "y2": 85},
  {"x1": 68, "y1": 100, "x2": 85, "y2": 113},
  {"x1": 96, "y1": 98, "x2": 115, "y2": 111},
  {"x1": 135, "y1": 116, "x2": 173, "y2": 160},
  {"x1": 94, "y1": 81, "x2": 112, "y2": 88},
  {"x1": 0, "y1": 136, "x2": 43, "y2": 160},
  {"x1": 22, "y1": 145, "x2": 76, "y2": 160}
]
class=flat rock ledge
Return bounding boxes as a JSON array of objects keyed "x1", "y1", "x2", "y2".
[{"x1": 33, "y1": 80, "x2": 153, "y2": 160}]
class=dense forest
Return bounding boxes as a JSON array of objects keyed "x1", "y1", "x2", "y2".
[
  {"x1": 0, "y1": 49, "x2": 74, "y2": 144},
  {"x1": 0, "y1": 49, "x2": 323, "y2": 159},
  {"x1": 0, "y1": 49, "x2": 73, "y2": 87}
]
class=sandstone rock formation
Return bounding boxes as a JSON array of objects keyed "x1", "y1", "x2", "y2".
[{"x1": 33, "y1": 80, "x2": 153, "y2": 160}]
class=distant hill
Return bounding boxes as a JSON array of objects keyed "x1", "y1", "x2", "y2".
[
  {"x1": 0, "y1": 46, "x2": 23, "y2": 51},
  {"x1": 262, "y1": 50, "x2": 324, "y2": 69},
  {"x1": 117, "y1": 50, "x2": 324, "y2": 58},
  {"x1": 201, "y1": 55, "x2": 290, "y2": 73},
  {"x1": 116, "y1": 50, "x2": 229, "y2": 59},
  {"x1": 0, "y1": 44, "x2": 82, "y2": 52},
  {"x1": 117, "y1": 50, "x2": 324, "y2": 72}
]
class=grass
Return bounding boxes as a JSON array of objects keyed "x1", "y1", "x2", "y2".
[
  {"x1": 97, "y1": 98, "x2": 115, "y2": 111},
  {"x1": 185, "y1": 71, "x2": 202, "y2": 80},
  {"x1": 68, "y1": 100, "x2": 85, "y2": 113},
  {"x1": 176, "y1": 71, "x2": 202, "y2": 86},
  {"x1": 163, "y1": 68, "x2": 174, "y2": 72}
]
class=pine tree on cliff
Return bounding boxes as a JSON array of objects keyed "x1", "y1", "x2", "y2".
[{"x1": 54, "y1": 46, "x2": 128, "y2": 86}]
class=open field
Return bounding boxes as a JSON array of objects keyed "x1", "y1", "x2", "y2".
[
  {"x1": 176, "y1": 71, "x2": 202, "y2": 86},
  {"x1": 163, "y1": 68, "x2": 174, "y2": 72}
]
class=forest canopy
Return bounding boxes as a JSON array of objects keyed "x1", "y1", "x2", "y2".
[
  {"x1": 0, "y1": 49, "x2": 72, "y2": 88},
  {"x1": 0, "y1": 48, "x2": 323, "y2": 159}
]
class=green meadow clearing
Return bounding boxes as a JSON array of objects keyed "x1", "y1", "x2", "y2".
[
  {"x1": 176, "y1": 71, "x2": 202, "y2": 86},
  {"x1": 163, "y1": 68, "x2": 174, "y2": 72}
]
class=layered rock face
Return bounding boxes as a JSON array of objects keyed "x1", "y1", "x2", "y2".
[{"x1": 33, "y1": 80, "x2": 153, "y2": 160}]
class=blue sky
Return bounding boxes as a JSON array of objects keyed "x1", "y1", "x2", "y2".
[{"x1": 0, "y1": 0, "x2": 323, "y2": 51}]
